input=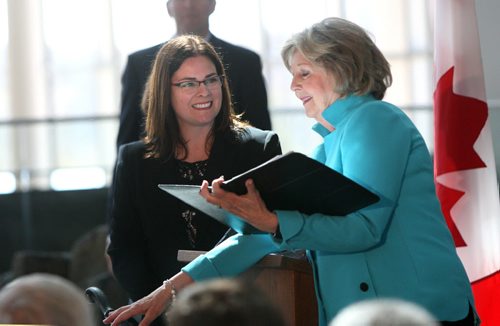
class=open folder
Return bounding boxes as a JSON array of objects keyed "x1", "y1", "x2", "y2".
[{"x1": 159, "y1": 151, "x2": 380, "y2": 234}]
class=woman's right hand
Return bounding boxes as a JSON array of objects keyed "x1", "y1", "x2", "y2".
[
  {"x1": 200, "y1": 178, "x2": 278, "y2": 233},
  {"x1": 103, "y1": 283, "x2": 172, "y2": 326}
]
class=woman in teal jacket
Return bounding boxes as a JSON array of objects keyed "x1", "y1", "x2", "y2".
[{"x1": 105, "y1": 17, "x2": 478, "y2": 326}]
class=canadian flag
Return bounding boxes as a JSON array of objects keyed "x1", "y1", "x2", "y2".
[{"x1": 433, "y1": 0, "x2": 500, "y2": 324}]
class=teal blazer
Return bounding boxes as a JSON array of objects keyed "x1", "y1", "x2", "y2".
[{"x1": 183, "y1": 95, "x2": 476, "y2": 325}]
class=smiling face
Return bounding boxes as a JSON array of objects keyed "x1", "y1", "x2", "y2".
[
  {"x1": 289, "y1": 50, "x2": 340, "y2": 123},
  {"x1": 171, "y1": 55, "x2": 222, "y2": 133}
]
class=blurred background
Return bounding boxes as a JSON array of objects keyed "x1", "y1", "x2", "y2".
[{"x1": 1, "y1": 0, "x2": 499, "y2": 285}]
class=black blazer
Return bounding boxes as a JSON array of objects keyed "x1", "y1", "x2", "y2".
[
  {"x1": 116, "y1": 35, "x2": 272, "y2": 148},
  {"x1": 108, "y1": 127, "x2": 281, "y2": 301}
]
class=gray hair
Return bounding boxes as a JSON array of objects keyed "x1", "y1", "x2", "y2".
[
  {"x1": 0, "y1": 273, "x2": 94, "y2": 326},
  {"x1": 329, "y1": 298, "x2": 439, "y2": 326},
  {"x1": 281, "y1": 17, "x2": 392, "y2": 100}
]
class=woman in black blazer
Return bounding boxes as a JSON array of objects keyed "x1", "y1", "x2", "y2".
[{"x1": 107, "y1": 34, "x2": 281, "y2": 319}]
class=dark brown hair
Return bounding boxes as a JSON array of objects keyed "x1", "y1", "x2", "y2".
[{"x1": 142, "y1": 34, "x2": 245, "y2": 160}]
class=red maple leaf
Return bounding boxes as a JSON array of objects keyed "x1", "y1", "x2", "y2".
[
  {"x1": 433, "y1": 67, "x2": 488, "y2": 247},
  {"x1": 435, "y1": 182, "x2": 466, "y2": 246}
]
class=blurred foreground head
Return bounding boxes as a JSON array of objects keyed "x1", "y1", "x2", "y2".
[
  {"x1": 168, "y1": 278, "x2": 286, "y2": 326},
  {"x1": 329, "y1": 298, "x2": 439, "y2": 326},
  {"x1": 0, "y1": 273, "x2": 93, "y2": 326}
]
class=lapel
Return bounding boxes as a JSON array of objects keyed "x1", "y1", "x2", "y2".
[
  {"x1": 142, "y1": 154, "x2": 178, "y2": 185},
  {"x1": 206, "y1": 132, "x2": 239, "y2": 181}
]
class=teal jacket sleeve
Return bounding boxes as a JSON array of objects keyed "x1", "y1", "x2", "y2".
[
  {"x1": 181, "y1": 233, "x2": 281, "y2": 281},
  {"x1": 276, "y1": 103, "x2": 416, "y2": 253}
]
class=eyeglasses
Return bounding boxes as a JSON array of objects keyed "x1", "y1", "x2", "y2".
[{"x1": 172, "y1": 75, "x2": 224, "y2": 93}]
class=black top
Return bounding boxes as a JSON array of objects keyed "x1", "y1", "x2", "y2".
[
  {"x1": 116, "y1": 35, "x2": 272, "y2": 149},
  {"x1": 108, "y1": 127, "x2": 281, "y2": 301},
  {"x1": 175, "y1": 158, "x2": 209, "y2": 248}
]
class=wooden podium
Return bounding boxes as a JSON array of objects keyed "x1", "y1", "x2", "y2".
[{"x1": 178, "y1": 250, "x2": 318, "y2": 326}]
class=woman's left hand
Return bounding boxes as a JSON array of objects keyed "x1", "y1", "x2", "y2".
[
  {"x1": 200, "y1": 177, "x2": 278, "y2": 233},
  {"x1": 102, "y1": 283, "x2": 171, "y2": 326}
]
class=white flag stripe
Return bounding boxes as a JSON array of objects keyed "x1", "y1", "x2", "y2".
[{"x1": 434, "y1": 0, "x2": 487, "y2": 101}]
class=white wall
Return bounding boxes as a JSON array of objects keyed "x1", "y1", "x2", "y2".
[{"x1": 476, "y1": 0, "x2": 500, "y2": 179}]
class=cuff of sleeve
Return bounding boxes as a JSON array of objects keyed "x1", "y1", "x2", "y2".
[
  {"x1": 272, "y1": 222, "x2": 283, "y2": 240},
  {"x1": 181, "y1": 255, "x2": 221, "y2": 281},
  {"x1": 275, "y1": 210, "x2": 305, "y2": 244}
]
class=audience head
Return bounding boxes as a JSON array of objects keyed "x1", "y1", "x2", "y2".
[
  {"x1": 167, "y1": 0, "x2": 215, "y2": 37},
  {"x1": 329, "y1": 298, "x2": 439, "y2": 326},
  {"x1": 167, "y1": 278, "x2": 286, "y2": 326},
  {"x1": 281, "y1": 17, "x2": 392, "y2": 100},
  {"x1": 0, "y1": 273, "x2": 94, "y2": 326},
  {"x1": 142, "y1": 34, "x2": 241, "y2": 161}
]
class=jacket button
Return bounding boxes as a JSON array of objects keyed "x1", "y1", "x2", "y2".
[{"x1": 360, "y1": 282, "x2": 369, "y2": 292}]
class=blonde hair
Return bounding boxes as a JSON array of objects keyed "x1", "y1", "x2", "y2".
[{"x1": 281, "y1": 17, "x2": 392, "y2": 100}]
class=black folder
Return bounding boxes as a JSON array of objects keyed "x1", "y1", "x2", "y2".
[{"x1": 159, "y1": 151, "x2": 379, "y2": 234}]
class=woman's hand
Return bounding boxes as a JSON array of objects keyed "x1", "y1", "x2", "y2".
[
  {"x1": 102, "y1": 285, "x2": 169, "y2": 326},
  {"x1": 200, "y1": 177, "x2": 278, "y2": 233},
  {"x1": 103, "y1": 272, "x2": 193, "y2": 326}
]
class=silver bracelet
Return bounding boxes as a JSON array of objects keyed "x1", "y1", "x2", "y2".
[{"x1": 163, "y1": 279, "x2": 177, "y2": 302}]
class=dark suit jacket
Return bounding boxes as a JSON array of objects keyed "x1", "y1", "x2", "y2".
[
  {"x1": 116, "y1": 35, "x2": 272, "y2": 148},
  {"x1": 108, "y1": 127, "x2": 281, "y2": 302}
]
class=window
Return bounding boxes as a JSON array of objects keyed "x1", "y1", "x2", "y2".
[
  {"x1": 1, "y1": 0, "x2": 434, "y2": 192},
  {"x1": 212, "y1": 0, "x2": 434, "y2": 153}
]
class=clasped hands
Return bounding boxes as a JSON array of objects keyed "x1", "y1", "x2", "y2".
[{"x1": 200, "y1": 176, "x2": 278, "y2": 234}]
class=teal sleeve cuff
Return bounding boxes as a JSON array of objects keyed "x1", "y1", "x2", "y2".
[
  {"x1": 275, "y1": 210, "x2": 306, "y2": 245},
  {"x1": 181, "y1": 255, "x2": 221, "y2": 281},
  {"x1": 181, "y1": 233, "x2": 280, "y2": 281}
]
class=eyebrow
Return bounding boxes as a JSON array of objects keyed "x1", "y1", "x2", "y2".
[
  {"x1": 296, "y1": 62, "x2": 312, "y2": 68},
  {"x1": 175, "y1": 72, "x2": 218, "y2": 81}
]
